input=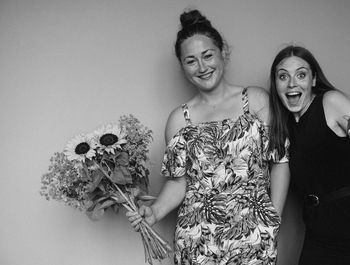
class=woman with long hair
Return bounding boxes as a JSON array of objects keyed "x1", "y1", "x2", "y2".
[{"x1": 269, "y1": 45, "x2": 350, "y2": 265}]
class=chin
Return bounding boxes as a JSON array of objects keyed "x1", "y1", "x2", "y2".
[
  {"x1": 197, "y1": 82, "x2": 217, "y2": 91},
  {"x1": 288, "y1": 107, "x2": 302, "y2": 116}
]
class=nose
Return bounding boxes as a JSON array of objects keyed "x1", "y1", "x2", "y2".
[
  {"x1": 197, "y1": 59, "x2": 208, "y2": 73},
  {"x1": 288, "y1": 76, "x2": 296, "y2": 88}
]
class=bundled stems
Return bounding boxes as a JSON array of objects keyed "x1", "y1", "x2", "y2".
[{"x1": 95, "y1": 161, "x2": 172, "y2": 264}]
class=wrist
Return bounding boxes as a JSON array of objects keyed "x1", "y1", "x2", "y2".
[{"x1": 150, "y1": 203, "x2": 162, "y2": 223}]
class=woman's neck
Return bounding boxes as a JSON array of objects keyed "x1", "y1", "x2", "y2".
[
  {"x1": 294, "y1": 94, "x2": 316, "y2": 122},
  {"x1": 198, "y1": 81, "x2": 236, "y2": 106}
]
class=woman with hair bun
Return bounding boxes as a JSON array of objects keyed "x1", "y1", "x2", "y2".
[{"x1": 128, "y1": 9, "x2": 290, "y2": 264}]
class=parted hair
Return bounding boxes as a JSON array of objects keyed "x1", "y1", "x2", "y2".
[{"x1": 268, "y1": 45, "x2": 336, "y2": 157}]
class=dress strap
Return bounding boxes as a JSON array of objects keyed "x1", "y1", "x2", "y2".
[
  {"x1": 242, "y1": 87, "x2": 249, "y2": 114},
  {"x1": 181, "y1": 103, "x2": 192, "y2": 125}
]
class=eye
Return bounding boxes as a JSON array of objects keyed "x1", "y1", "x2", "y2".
[
  {"x1": 184, "y1": 59, "x2": 196, "y2": 66},
  {"x1": 277, "y1": 73, "x2": 288, "y2": 81},
  {"x1": 297, "y1": 72, "x2": 306, "y2": 79},
  {"x1": 203, "y1": 53, "x2": 213, "y2": 60}
]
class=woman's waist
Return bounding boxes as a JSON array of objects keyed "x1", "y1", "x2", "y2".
[
  {"x1": 185, "y1": 183, "x2": 269, "y2": 198},
  {"x1": 180, "y1": 186, "x2": 275, "y2": 213}
]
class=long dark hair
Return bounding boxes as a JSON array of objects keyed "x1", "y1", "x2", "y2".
[
  {"x1": 174, "y1": 9, "x2": 225, "y2": 61},
  {"x1": 268, "y1": 45, "x2": 337, "y2": 158}
]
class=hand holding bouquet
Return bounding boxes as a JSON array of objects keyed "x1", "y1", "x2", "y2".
[{"x1": 40, "y1": 115, "x2": 172, "y2": 264}]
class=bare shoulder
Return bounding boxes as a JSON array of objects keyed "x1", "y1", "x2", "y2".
[
  {"x1": 246, "y1": 86, "x2": 269, "y2": 110},
  {"x1": 323, "y1": 90, "x2": 350, "y2": 134},
  {"x1": 164, "y1": 105, "x2": 186, "y2": 144},
  {"x1": 323, "y1": 90, "x2": 350, "y2": 108},
  {"x1": 246, "y1": 86, "x2": 270, "y2": 122}
]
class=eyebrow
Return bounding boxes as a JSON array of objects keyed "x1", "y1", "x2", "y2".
[
  {"x1": 183, "y1": 48, "x2": 215, "y2": 60},
  {"x1": 277, "y1": 66, "x2": 310, "y2": 73}
]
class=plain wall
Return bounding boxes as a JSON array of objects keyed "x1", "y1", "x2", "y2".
[{"x1": 1, "y1": 0, "x2": 349, "y2": 264}]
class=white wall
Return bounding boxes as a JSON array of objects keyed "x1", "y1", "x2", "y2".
[{"x1": 1, "y1": 0, "x2": 349, "y2": 264}]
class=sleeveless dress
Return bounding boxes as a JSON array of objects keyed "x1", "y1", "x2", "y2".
[
  {"x1": 288, "y1": 94, "x2": 350, "y2": 265},
  {"x1": 161, "y1": 88, "x2": 288, "y2": 265}
]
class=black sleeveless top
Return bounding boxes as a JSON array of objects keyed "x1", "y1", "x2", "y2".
[
  {"x1": 288, "y1": 94, "x2": 350, "y2": 198},
  {"x1": 290, "y1": 94, "x2": 350, "y2": 263}
]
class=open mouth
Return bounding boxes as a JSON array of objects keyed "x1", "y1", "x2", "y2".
[
  {"x1": 198, "y1": 71, "x2": 214, "y2": 80},
  {"x1": 286, "y1": 91, "x2": 302, "y2": 105}
]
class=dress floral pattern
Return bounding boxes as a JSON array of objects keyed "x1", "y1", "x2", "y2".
[{"x1": 161, "y1": 88, "x2": 288, "y2": 265}]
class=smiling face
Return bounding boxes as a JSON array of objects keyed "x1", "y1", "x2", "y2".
[
  {"x1": 275, "y1": 56, "x2": 316, "y2": 119},
  {"x1": 180, "y1": 34, "x2": 225, "y2": 91}
]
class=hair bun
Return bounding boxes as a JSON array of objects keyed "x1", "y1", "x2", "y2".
[{"x1": 180, "y1": 9, "x2": 212, "y2": 29}]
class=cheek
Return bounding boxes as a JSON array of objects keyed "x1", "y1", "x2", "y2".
[
  {"x1": 215, "y1": 59, "x2": 225, "y2": 69},
  {"x1": 214, "y1": 60, "x2": 225, "y2": 77},
  {"x1": 277, "y1": 91, "x2": 286, "y2": 103},
  {"x1": 275, "y1": 84, "x2": 287, "y2": 102},
  {"x1": 275, "y1": 81, "x2": 286, "y2": 93},
  {"x1": 300, "y1": 79, "x2": 313, "y2": 89},
  {"x1": 182, "y1": 66, "x2": 196, "y2": 77}
]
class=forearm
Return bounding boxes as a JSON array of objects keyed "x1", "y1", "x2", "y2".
[
  {"x1": 151, "y1": 176, "x2": 187, "y2": 222},
  {"x1": 270, "y1": 162, "x2": 290, "y2": 217}
]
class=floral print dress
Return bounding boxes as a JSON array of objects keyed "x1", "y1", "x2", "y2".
[{"x1": 161, "y1": 88, "x2": 288, "y2": 265}]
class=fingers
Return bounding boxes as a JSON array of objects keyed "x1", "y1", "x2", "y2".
[
  {"x1": 126, "y1": 210, "x2": 143, "y2": 231},
  {"x1": 131, "y1": 217, "x2": 143, "y2": 231},
  {"x1": 138, "y1": 205, "x2": 149, "y2": 216},
  {"x1": 142, "y1": 205, "x2": 153, "y2": 217},
  {"x1": 129, "y1": 214, "x2": 143, "y2": 224},
  {"x1": 126, "y1": 205, "x2": 155, "y2": 232},
  {"x1": 126, "y1": 210, "x2": 141, "y2": 219}
]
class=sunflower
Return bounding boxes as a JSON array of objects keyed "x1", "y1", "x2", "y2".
[
  {"x1": 94, "y1": 124, "x2": 127, "y2": 154},
  {"x1": 64, "y1": 133, "x2": 96, "y2": 162}
]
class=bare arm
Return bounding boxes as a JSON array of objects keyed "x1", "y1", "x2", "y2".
[
  {"x1": 270, "y1": 162, "x2": 290, "y2": 217},
  {"x1": 127, "y1": 177, "x2": 186, "y2": 229},
  {"x1": 246, "y1": 87, "x2": 291, "y2": 216},
  {"x1": 128, "y1": 106, "x2": 187, "y2": 228},
  {"x1": 246, "y1": 86, "x2": 270, "y2": 124},
  {"x1": 151, "y1": 107, "x2": 189, "y2": 222},
  {"x1": 150, "y1": 177, "x2": 186, "y2": 223}
]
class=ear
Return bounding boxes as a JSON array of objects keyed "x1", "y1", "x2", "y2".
[
  {"x1": 312, "y1": 74, "x2": 316, "y2": 87},
  {"x1": 221, "y1": 49, "x2": 227, "y2": 61},
  {"x1": 221, "y1": 43, "x2": 231, "y2": 62},
  {"x1": 221, "y1": 48, "x2": 225, "y2": 56}
]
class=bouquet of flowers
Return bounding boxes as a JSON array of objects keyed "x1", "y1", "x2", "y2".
[{"x1": 40, "y1": 114, "x2": 172, "y2": 264}]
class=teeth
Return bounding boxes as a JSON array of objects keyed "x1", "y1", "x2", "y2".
[
  {"x1": 199, "y1": 72, "x2": 213, "y2": 79},
  {"x1": 286, "y1": 92, "x2": 301, "y2": 96}
]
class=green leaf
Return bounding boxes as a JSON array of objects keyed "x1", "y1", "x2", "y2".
[
  {"x1": 116, "y1": 152, "x2": 129, "y2": 166},
  {"x1": 130, "y1": 187, "x2": 156, "y2": 201},
  {"x1": 86, "y1": 196, "x2": 115, "y2": 221},
  {"x1": 96, "y1": 200, "x2": 116, "y2": 210},
  {"x1": 110, "y1": 193, "x2": 127, "y2": 204},
  {"x1": 138, "y1": 194, "x2": 157, "y2": 201},
  {"x1": 110, "y1": 168, "x2": 127, "y2": 185},
  {"x1": 112, "y1": 204, "x2": 120, "y2": 214},
  {"x1": 86, "y1": 170, "x2": 104, "y2": 192},
  {"x1": 86, "y1": 206, "x2": 105, "y2": 221},
  {"x1": 120, "y1": 167, "x2": 132, "y2": 184},
  {"x1": 129, "y1": 187, "x2": 141, "y2": 198},
  {"x1": 110, "y1": 167, "x2": 132, "y2": 185},
  {"x1": 79, "y1": 166, "x2": 90, "y2": 180}
]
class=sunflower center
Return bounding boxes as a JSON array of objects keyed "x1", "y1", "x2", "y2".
[
  {"x1": 75, "y1": 142, "x2": 90, "y2": 155},
  {"x1": 100, "y1": 133, "x2": 118, "y2": 146}
]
